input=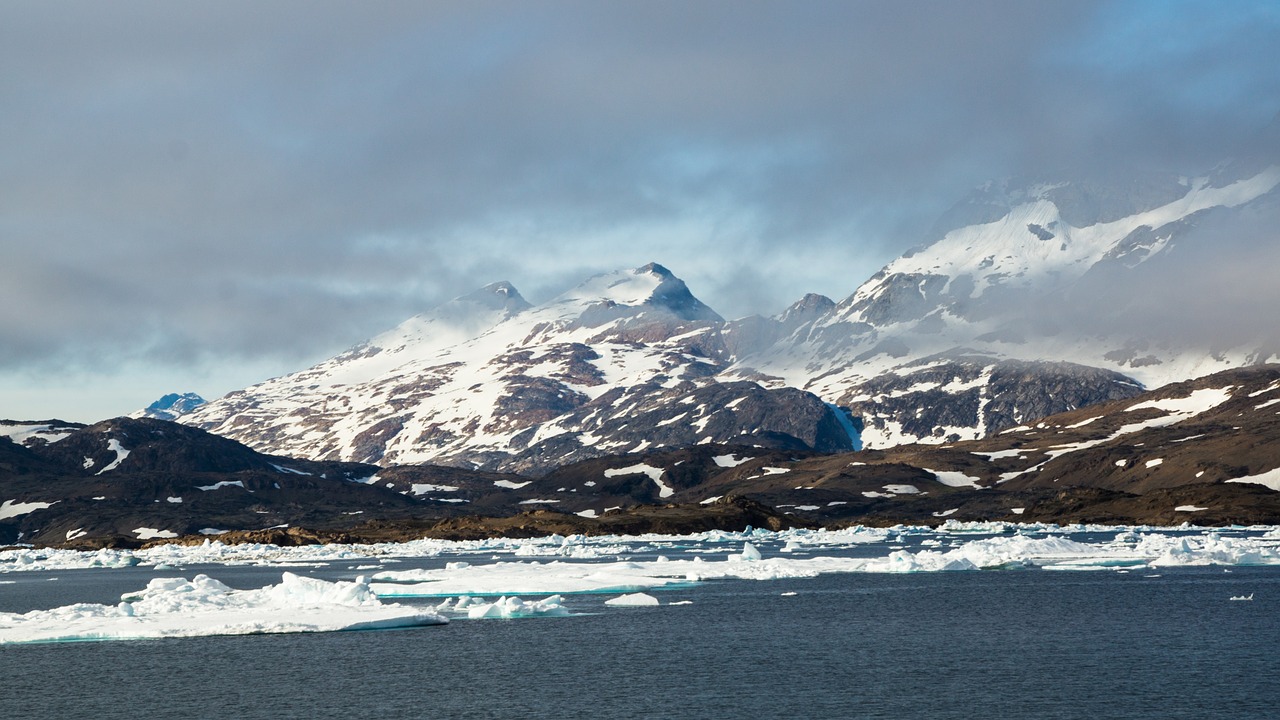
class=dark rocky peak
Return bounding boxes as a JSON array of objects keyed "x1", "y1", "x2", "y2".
[
  {"x1": 637, "y1": 263, "x2": 723, "y2": 323},
  {"x1": 457, "y1": 280, "x2": 532, "y2": 315},
  {"x1": 27, "y1": 416, "x2": 379, "y2": 480},
  {"x1": 561, "y1": 263, "x2": 722, "y2": 328},
  {"x1": 637, "y1": 261, "x2": 674, "y2": 279},
  {"x1": 136, "y1": 392, "x2": 207, "y2": 421},
  {"x1": 29, "y1": 416, "x2": 286, "y2": 476},
  {"x1": 777, "y1": 293, "x2": 835, "y2": 329}
]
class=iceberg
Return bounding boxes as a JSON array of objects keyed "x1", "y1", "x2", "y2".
[
  {"x1": 605, "y1": 592, "x2": 660, "y2": 607},
  {"x1": 0, "y1": 572, "x2": 446, "y2": 644},
  {"x1": 445, "y1": 594, "x2": 570, "y2": 619}
]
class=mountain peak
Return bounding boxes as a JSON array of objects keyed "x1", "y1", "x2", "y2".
[
  {"x1": 457, "y1": 281, "x2": 531, "y2": 314},
  {"x1": 637, "y1": 261, "x2": 674, "y2": 279},
  {"x1": 553, "y1": 263, "x2": 720, "y2": 322},
  {"x1": 132, "y1": 392, "x2": 207, "y2": 421}
]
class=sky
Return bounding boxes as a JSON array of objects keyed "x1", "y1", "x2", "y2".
[{"x1": 2, "y1": 0, "x2": 1279, "y2": 422}]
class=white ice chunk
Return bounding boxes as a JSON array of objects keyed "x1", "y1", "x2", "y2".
[
  {"x1": 605, "y1": 592, "x2": 659, "y2": 607},
  {"x1": 461, "y1": 595, "x2": 569, "y2": 619},
  {"x1": 0, "y1": 573, "x2": 446, "y2": 644}
]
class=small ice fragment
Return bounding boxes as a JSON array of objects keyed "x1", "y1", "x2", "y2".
[{"x1": 738, "y1": 542, "x2": 762, "y2": 562}]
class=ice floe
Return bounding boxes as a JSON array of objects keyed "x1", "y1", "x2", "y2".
[
  {"x1": 447, "y1": 594, "x2": 570, "y2": 619},
  {"x1": 0, "y1": 573, "x2": 445, "y2": 644},
  {"x1": 5, "y1": 526, "x2": 1280, "y2": 598}
]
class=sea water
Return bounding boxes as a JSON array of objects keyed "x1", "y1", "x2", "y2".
[{"x1": 2, "y1": 531, "x2": 1278, "y2": 719}]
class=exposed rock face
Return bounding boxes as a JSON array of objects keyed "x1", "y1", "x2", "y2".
[{"x1": 840, "y1": 356, "x2": 1144, "y2": 446}]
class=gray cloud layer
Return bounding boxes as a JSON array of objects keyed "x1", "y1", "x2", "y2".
[{"x1": 2, "y1": 1, "x2": 1279, "y2": 416}]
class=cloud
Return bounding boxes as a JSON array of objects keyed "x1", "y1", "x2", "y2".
[{"x1": 1, "y1": 1, "x2": 1278, "y2": 416}]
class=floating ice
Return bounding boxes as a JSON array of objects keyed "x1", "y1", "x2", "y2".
[
  {"x1": 0, "y1": 573, "x2": 446, "y2": 644},
  {"x1": 605, "y1": 592, "x2": 659, "y2": 607},
  {"x1": 446, "y1": 594, "x2": 569, "y2": 619},
  {"x1": 372, "y1": 560, "x2": 693, "y2": 596},
  {"x1": 6, "y1": 525, "x2": 1280, "y2": 605}
]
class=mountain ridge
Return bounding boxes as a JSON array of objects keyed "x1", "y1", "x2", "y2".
[{"x1": 153, "y1": 160, "x2": 1280, "y2": 469}]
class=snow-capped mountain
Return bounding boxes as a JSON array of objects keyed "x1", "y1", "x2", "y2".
[
  {"x1": 183, "y1": 263, "x2": 858, "y2": 473},
  {"x1": 722, "y1": 160, "x2": 1280, "y2": 447},
  {"x1": 183, "y1": 158, "x2": 1280, "y2": 467}
]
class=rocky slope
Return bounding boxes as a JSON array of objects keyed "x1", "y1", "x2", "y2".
[{"x1": 5, "y1": 365, "x2": 1279, "y2": 546}]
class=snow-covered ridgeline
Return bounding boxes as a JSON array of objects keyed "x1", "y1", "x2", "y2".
[
  {"x1": 844, "y1": 166, "x2": 1280, "y2": 311},
  {"x1": 183, "y1": 265, "x2": 731, "y2": 466}
]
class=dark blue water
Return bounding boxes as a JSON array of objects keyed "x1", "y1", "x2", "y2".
[{"x1": 2, "y1": 563, "x2": 1277, "y2": 719}]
